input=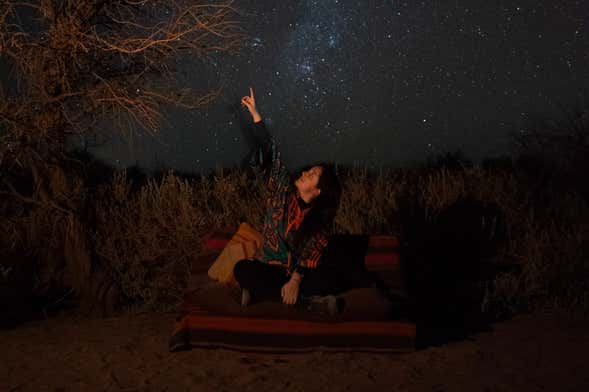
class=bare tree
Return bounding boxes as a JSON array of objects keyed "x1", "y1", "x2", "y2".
[
  {"x1": 0, "y1": 0, "x2": 246, "y2": 312},
  {"x1": 1, "y1": 0, "x2": 244, "y2": 156}
]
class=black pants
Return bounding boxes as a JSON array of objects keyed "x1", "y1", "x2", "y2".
[{"x1": 233, "y1": 259, "x2": 340, "y2": 303}]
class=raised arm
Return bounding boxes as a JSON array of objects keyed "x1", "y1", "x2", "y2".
[
  {"x1": 241, "y1": 87, "x2": 289, "y2": 192},
  {"x1": 241, "y1": 87, "x2": 262, "y2": 124}
]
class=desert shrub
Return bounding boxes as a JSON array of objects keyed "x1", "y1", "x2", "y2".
[
  {"x1": 94, "y1": 171, "x2": 208, "y2": 311},
  {"x1": 3, "y1": 149, "x2": 587, "y2": 318},
  {"x1": 351, "y1": 163, "x2": 589, "y2": 319},
  {"x1": 0, "y1": 163, "x2": 89, "y2": 305},
  {"x1": 483, "y1": 204, "x2": 589, "y2": 317},
  {"x1": 93, "y1": 167, "x2": 268, "y2": 311},
  {"x1": 191, "y1": 167, "x2": 266, "y2": 231},
  {"x1": 334, "y1": 165, "x2": 407, "y2": 234}
]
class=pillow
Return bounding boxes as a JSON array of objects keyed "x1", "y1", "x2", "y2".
[
  {"x1": 203, "y1": 231, "x2": 232, "y2": 251},
  {"x1": 207, "y1": 222, "x2": 263, "y2": 285},
  {"x1": 365, "y1": 235, "x2": 400, "y2": 268}
]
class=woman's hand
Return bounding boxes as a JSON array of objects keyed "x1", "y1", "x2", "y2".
[
  {"x1": 281, "y1": 274, "x2": 301, "y2": 305},
  {"x1": 241, "y1": 86, "x2": 262, "y2": 123}
]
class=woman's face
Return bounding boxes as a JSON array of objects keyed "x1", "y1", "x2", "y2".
[{"x1": 295, "y1": 165, "x2": 323, "y2": 198}]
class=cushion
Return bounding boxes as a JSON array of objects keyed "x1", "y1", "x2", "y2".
[
  {"x1": 207, "y1": 222, "x2": 263, "y2": 285},
  {"x1": 170, "y1": 277, "x2": 415, "y2": 353},
  {"x1": 203, "y1": 231, "x2": 233, "y2": 251},
  {"x1": 365, "y1": 235, "x2": 399, "y2": 267}
]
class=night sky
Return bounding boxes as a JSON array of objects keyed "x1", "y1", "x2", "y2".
[{"x1": 88, "y1": 0, "x2": 589, "y2": 174}]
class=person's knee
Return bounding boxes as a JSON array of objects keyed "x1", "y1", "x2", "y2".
[{"x1": 233, "y1": 259, "x2": 250, "y2": 283}]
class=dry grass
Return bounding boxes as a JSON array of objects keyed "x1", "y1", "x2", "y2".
[
  {"x1": 334, "y1": 165, "x2": 407, "y2": 234},
  {"x1": 91, "y1": 168, "x2": 267, "y2": 311},
  {"x1": 1, "y1": 161, "x2": 588, "y2": 317},
  {"x1": 0, "y1": 164, "x2": 89, "y2": 297},
  {"x1": 94, "y1": 171, "x2": 206, "y2": 310}
]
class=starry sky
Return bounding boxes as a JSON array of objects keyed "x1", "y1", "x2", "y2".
[{"x1": 89, "y1": 0, "x2": 589, "y2": 174}]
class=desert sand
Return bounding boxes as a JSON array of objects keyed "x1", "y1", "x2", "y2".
[{"x1": 1, "y1": 311, "x2": 588, "y2": 391}]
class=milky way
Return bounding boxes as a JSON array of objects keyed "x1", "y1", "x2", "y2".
[{"x1": 91, "y1": 0, "x2": 589, "y2": 175}]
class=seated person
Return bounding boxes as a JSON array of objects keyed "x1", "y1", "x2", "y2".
[{"x1": 233, "y1": 87, "x2": 343, "y2": 315}]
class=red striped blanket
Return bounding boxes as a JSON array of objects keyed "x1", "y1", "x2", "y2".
[{"x1": 169, "y1": 232, "x2": 414, "y2": 353}]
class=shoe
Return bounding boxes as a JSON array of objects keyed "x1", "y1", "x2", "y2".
[
  {"x1": 308, "y1": 295, "x2": 344, "y2": 316},
  {"x1": 241, "y1": 288, "x2": 251, "y2": 308}
]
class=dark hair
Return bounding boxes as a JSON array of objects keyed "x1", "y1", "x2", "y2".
[{"x1": 291, "y1": 162, "x2": 342, "y2": 253}]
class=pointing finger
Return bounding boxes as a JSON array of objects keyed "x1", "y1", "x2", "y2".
[{"x1": 249, "y1": 86, "x2": 254, "y2": 100}]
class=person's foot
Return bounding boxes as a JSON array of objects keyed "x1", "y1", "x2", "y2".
[
  {"x1": 241, "y1": 288, "x2": 251, "y2": 308},
  {"x1": 307, "y1": 295, "x2": 345, "y2": 316}
]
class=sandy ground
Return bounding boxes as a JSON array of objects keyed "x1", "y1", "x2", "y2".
[{"x1": 1, "y1": 311, "x2": 588, "y2": 392}]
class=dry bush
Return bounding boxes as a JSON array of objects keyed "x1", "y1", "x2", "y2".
[
  {"x1": 334, "y1": 165, "x2": 407, "y2": 234},
  {"x1": 417, "y1": 167, "x2": 524, "y2": 220},
  {"x1": 0, "y1": 164, "x2": 89, "y2": 297},
  {"x1": 191, "y1": 168, "x2": 266, "y2": 231},
  {"x1": 412, "y1": 165, "x2": 588, "y2": 315},
  {"x1": 417, "y1": 168, "x2": 469, "y2": 216},
  {"x1": 483, "y1": 200, "x2": 589, "y2": 316},
  {"x1": 93, "y1": 167, "x2": 267, "y2": 311},
  {"x1": 95, "y1": 170, "x2": 208, "y2": 310},
  {"x1": 333, "y1": 164, "x2": 587, "y2": 316},
  {"x1": 34, "y1": 157, "x2": 586, "y2": 316}
]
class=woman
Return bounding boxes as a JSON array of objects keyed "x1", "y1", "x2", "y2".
[{"x1": 233, "y1": 87, "x2": 343, "y2": 315}]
